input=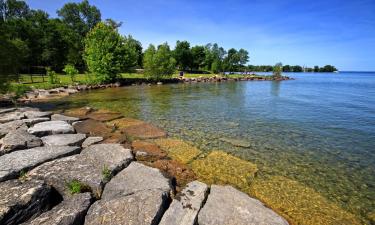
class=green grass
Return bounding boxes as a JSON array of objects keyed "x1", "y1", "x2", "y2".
[
  {"x1": 66, "y1": 180, "x2": 90, "y2": 194},
  {"x1": 102, "y1": 165, "x2": 112, "y2": 181}
]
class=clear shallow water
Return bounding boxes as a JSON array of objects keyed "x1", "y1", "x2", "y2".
[{"x1": 35, "y1": 72, "x2": 375, "y2": 221}]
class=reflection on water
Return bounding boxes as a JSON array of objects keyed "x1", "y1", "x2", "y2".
[{"x1": 34, "y1": 72, "x2": 375, "y2": 223}]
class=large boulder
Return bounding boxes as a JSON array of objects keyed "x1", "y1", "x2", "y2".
[
  {"x1": 85, "y1": 190, "x2": 169, "y2": 225},
  {"x1": 51, "y1": 114, "x2": 79, "y2": 124},
  {"x1": 85, "y1": 162, "x2": 172, "y2": 225},
  {"x1": 82, "y1": 136, "x2": 103, "y2": 148},
  {"x1": 23, "y1": 193, "x2": 93, "y2": 225},
  {"x1": 197, "y1": 185, "x2": 289, "y2": 225},
  {"x1": 28, "y1": 144, "x2": 133, "y2": 198},
  {"x1": 0, "y1": 129, "x2": 42, "y2": 155},
  {"x1": 159, "y1": 181, "x2": 208, "y2": 225},
  {"x1": 0, "y1": 120, "x2": 27, "y2": 138},
  {"x1": 102, "y1": 162, "x2": 172, "y2": 200},
  {"x1": 0, "y1": 146, "x2": 80, "y2": 182},
  {"x1": 28, "y1": 121, "x2": 75, "y2": 136},
  {"x1": 0, "y1": 179, "x2": 56, "y2": 225},
  {"x1": 41, "y1": 134, "x2": 86, "y2": 146}
]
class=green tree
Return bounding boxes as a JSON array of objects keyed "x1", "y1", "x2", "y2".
[
  {"x1": 63, "y1": 64, "x2": 78, "y2": 82},
  {"x1": 83, "y1": 22, "x2": 137, "y2": 82},
  {"x1": 292, "y1": 65, "x2": 303, "y2": 72},
  {"x1": 174, "y1": 40, "x2": 192, "y2": 70},
  {"x1": 320, "y1": 65, "x2": 337, "y2": 72},
  {"x1": 282, "y1": 65, "x2": 291, "y2": 72},
  {"x1": 238, "y1": 48, "x2": 249, "y2": 66},
  {"x1": 191, "y1": 45, "x2": 206, "y2": 70},
  {"x1": 314, "y1": 65, "x2": 320, "y2": 72},
  {"x1": 273, "y1": 62, "x2": 283, "y2": 78},
  {"x1": 143, "y1": 43, "x2": 176, "y2": 80}
]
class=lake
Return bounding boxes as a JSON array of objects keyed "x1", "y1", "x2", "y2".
[{"x1": 35, "y1": 72, "x2": 375, "y2": 223}]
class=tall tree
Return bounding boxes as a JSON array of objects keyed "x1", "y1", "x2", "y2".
[
  {"x1": 83, "y1": 21, "x2": 137, "y2": 82},
  {"x1": 174, "y1": 40, "x2": 192, "y2": 70},
  {"x1": 143, "y1": 43, "x2": 176, "y2": 80},
  {"x1": 191, "y1": 45, "x2": 206, "y2": 70}
]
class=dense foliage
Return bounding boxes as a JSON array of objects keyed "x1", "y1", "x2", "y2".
[
  {"x1": 143, "y1": 43, "x2": 176, "y2": 80},
  {"x1": 84, "y1": 21, "x2": 138, "y2": 82}
]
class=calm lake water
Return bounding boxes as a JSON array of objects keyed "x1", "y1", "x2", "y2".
[{"x1": 36, "y1": 72, "x2": 375, "y2": 222}]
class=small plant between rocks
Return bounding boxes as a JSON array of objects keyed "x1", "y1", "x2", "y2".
[
  {"x1": 66, "y1": 180, "x2": 90, "y2": 194},
  {"x1": 102, "y1": 165, "x2": 112, "y2": 182},
  {"x1": 18, "y1": 170, "x2": 27, "y2": 182}
]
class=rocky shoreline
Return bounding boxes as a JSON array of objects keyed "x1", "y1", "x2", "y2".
[{"x1": 0, "y1": 106, "x2": 289, "y2": 225}]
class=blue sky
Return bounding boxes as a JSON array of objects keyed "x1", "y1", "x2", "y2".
[{"x1": 26, "y1": 0, "x2": 375, "y2": 71}]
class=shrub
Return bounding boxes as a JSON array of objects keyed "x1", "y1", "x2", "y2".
[
  {"x1": 143, "y1": 43, "x2": 176, "y2": 81},
  {"x1": 63, "y1": 64, "x2": 79, "y2": 82},
  {"x1": 46, "y1": 67, "x2": 60, "y2": 84},
  {"x1": 273, "y1": 62, "x2": 283, "y2": 78}
]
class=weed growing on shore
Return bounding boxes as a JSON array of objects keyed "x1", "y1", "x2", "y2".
[
  {"x1": 102, "y1": 165, "x2": 112, "y2": 181},
  {"x1": 66, "y1": 180, "x2": 90, "y2": 194}
]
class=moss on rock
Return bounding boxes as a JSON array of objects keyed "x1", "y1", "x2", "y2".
[
  {"x1": 250, "y1": 176, "x2": 361, "y2": 225},
  {"x1": 154, "y1": 138, "x2": 201, "y2": 164},
  {"x1": 107, "y1": 118, "x2": 145, "y2": 130},
  {"x1": 191, "y1": 150, "x2": 257, "y2": 191}
]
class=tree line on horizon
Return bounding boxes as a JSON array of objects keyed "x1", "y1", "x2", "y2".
[{"x1": 0, "y1": 0, "x2": 337, "y2": 88}]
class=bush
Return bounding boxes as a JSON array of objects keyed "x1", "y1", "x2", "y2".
[
  {"x1": 63, "y1": 64, "x2": 79, "y2": 82},
  {"x1": 46, "y1": 67, "x2": 60, "y2": 84},
  {"x1": 143, "y1": 43, "x2": 176, "y2": 81},
  {"x1": 273, "y1": 63, "x2": 283, "y2": 78}
]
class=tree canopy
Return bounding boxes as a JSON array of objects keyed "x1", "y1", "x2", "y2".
[{"x1": 143, "y1": 43, "x2": 176, "y2": 80}]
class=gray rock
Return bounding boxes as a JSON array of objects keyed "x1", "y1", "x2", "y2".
[
  {"x1": 219, "y1": 137, "x2": 251, "y2": 148},
  {"x1": 22, "y1": 117, "x2": 50, "y2": 126},
  {"x1": 41, "y1": 134, "x2": 86, "y2": 146},
  {"x1": 85, "y1": 189, "x2": 169, "y2": 225},
  {"x1": 64, "y1": 88, "x2": 78, "y2": 94},
  {"x1": 198, "y1": 185, "x2": 289, "y2": 225},
  {"x1": 23, "y1": 193, "x2": 93, "y2": 225},
  {"x1": 159, "y1": 181, "x2": 208, "y2": 225},
  {"x1": 0, "y1": 120, "x2": 27, "y2": 138},
  {"x1": 102, "y1": 162, "x2": 172, "y2": 200},
  {"x1": 51, "y1": 114, "x2": 79, "y2": 124},
  {"x1": 0, "y1": 129, "x2": 42, "y2": 155},
  {"x1": 0, "y1": 179, "x2": 54, "y2": 225},
  {"x1": 0, "y1": 108, "x2": 16, "y2": 114},
  {"x1": 81, "y1": 136, "x2": 103, "y2": 148},
  {"x1": 0, "y1": 145, "x2": 80, "y2": 182},
  {"x1": 28, "y1": 121, "x2": 75, "y2": 136},
  {"x1": 24, "y1": 111, "x2": 52, "y2": 119},
  {"x1": 0, "y1": 111, "x2": 25, "y2": 123},
  {"x1": 28, "y1": 144, "x2": 133, "y2": 198}
]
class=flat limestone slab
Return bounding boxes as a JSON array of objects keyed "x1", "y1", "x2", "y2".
[
  {"x1": 73, "y1": 120, "x2": 112, "y2": 138},
  {"x1": 22, "y1": 117, "x2": 50, "y2": 126},
  {"x1": 0, "y1": 129, "x2": 42, "y2": 155},
  {"x1": 23, "y1": 193, "x2": 93, "y2": 225},
  {"x1": 198, "y1": 185, "x2": 289, "y2": 225},
  {"x1": 102, "y1": 162, "x2": 172, "y2": 200},
  {"x1": 0, "y1": 179, "x2": 54, "y2": 225},
  {"x1": 28, "y1": 144, "x2": 133, "y2": 198},
  {"x1": 0, "y1": 111, "x2": 25, "y2": 123},
  {"x1": 86, "y1": 109, "x2": 123, "y2": 122},
  {"x1": 122, "y1": 123, "x2": 167, "y2": 139},
  {"x1": 0, "y1": 120, "x2": 27, "y2": 138},
  {"x1": 82, "y1": 136, "x2": 103, "y2": 148},
  {"x1": 85, "y1": 189, "x2": 169, "y2": 225},
  {"x1": 24, "y1": 111, "x2": 52, "y2": 119},
  {"x1": 0, "y1": 145, "x2": 80, "y2": 182},
  {"x1": 41, "y1": 133, "x2": 86, "y2": 146},
  {"x1": 28, "y1": 121, "x2": 75, "y2": 136},
  {"x1": 159, "y1": 181, "x2": 208, "y2": 225},
  {"x1": 51, "y1": 114, "x2": 80, "y2": 124}
]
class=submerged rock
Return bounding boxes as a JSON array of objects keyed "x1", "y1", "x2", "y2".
[
  {"x1": 198, "y1": 185, "x2": 289, "y2": 225},
  {"x1": 82, "y1": 136, "x2": 103, "y2": 148},
  {"x1": 154, "y1": 138, "x2": 201, "y2": 164},
  {"x1": 250, "y1": 176, "x2": 361, "y2": 225},
  {"x1": 64, "y1": 107, "x2": 93, "y2": 119},
  {"x1": 41, "y1": 133, "x2": 86, "y2": 146},
  {"x1": 107, "y1": 118, "x2": 145, "y2": 129},
  {"x1": 132, "y1": 140, "x2": 167, "y2": 161},
  {"x1": 191, "y1": 151, "x2": 258, "y2": 190},
  {"x1": 23, "y1": 193, "x2": 93, "y2": 225},
  {"x1": 219, "y1": 137, "x2": 251, "y2": 148},
  {"x1": 0, "y1": 179, "x2": 55, "y2": 225},
  {"x1": 0, "y1": 129, "x2": 42, "y2": 155},
  {"x1": 87, "y1": 109, "x2": 123, "y2": 122},
  {"x1": 28, "y1": 121, "x2": 75, "y2": 136},
  {"x1": 122, "y1": 122, "x2": 167, "y2": 139},
  {"x1": 73, "y1": 119, "x2": 112, "y2": 138},
  {"x1": 51, "y1": 114, "x2": 80, "y2": 124},
  {"x1": 159, "y1": 181, "x2": 208, "y2": 225},
  {"x1": 28, "y1": 144, "x2": 133, "y2": 198},
  {"x1": 0, "y1": 145, "x2": 80, "y2": 182}
]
